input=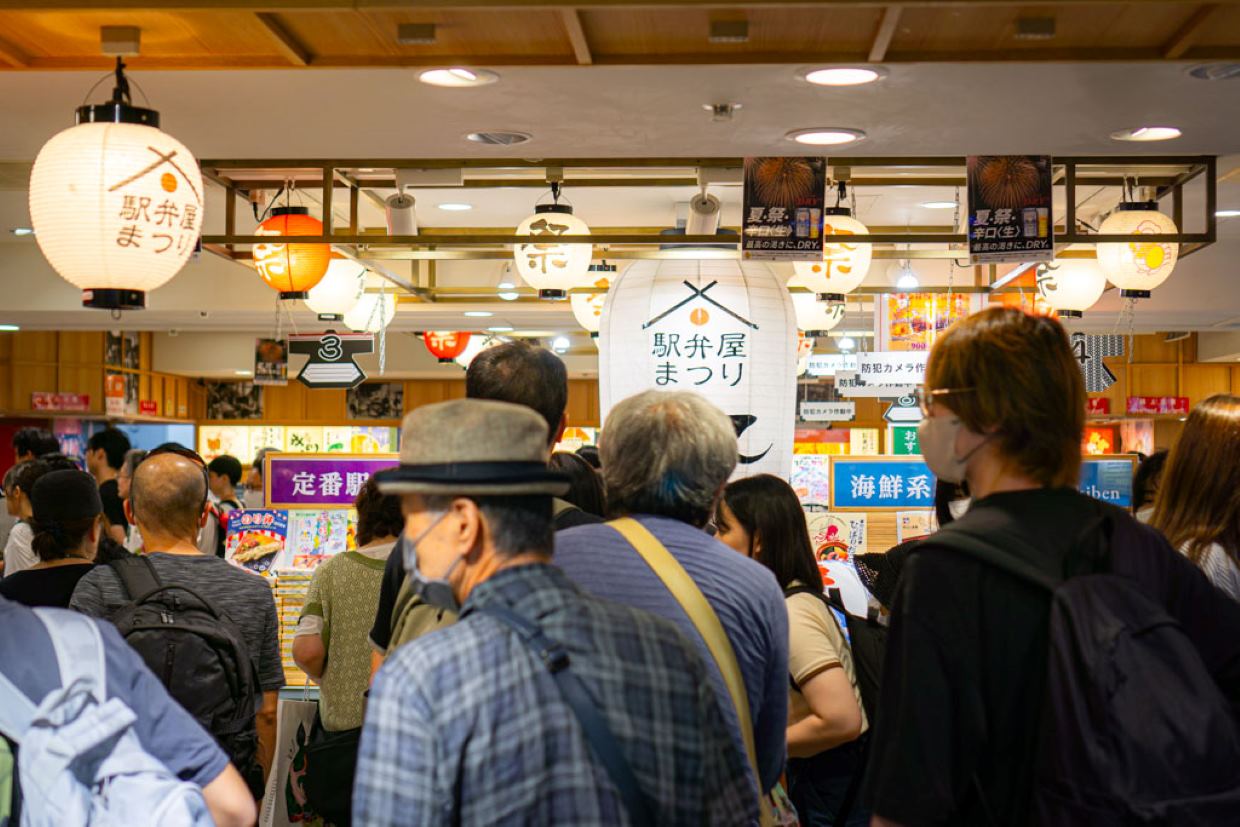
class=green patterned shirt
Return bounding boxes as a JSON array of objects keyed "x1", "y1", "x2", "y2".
[{"x1": 296, "y1": 542, "x2": 395, "y2": 731}]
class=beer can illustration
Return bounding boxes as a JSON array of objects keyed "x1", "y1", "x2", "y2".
[
  {"x1": 1037, "y1": 208, "x2": 1049, "y2": 239},
  {"x1": 795, "y1": 208, "x2": 811, "y2": 238},
  {"x1": 1022, "y1": 208, "x2": 1039, "y2": 238},
  {"x1": 809, "y1": 208, "x2": 822, "y2": 239}
]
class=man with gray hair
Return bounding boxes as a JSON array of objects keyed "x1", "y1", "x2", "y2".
[
  {"x1": 355, "y1": 398, "x2": 757, "y2": 825},
  {"x1": 556, "y1": 389, "x2": 790, "y2": 805}
]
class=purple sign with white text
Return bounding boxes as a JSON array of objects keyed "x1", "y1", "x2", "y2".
[{"x1": 265, "y1": 453, "x2": 399, "y2": 508}]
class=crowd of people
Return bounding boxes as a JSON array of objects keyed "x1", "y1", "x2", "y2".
[{"x1": 2, "y1": 311, "x2": 1240, "y2": 826}]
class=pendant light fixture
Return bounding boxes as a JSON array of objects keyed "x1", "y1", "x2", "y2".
[
  {"x1": 29, "y1": 57, "x2": 204, "y2": 311},
  {"x1": 253, "y1": 204, "x2": 331, "y2": 300},
  {"x1": 514, "y1": 182, "x2": 592, "y2": 300},
  {"x1": 1096, "y1": 200, "x2": 1179, "y2": 299},
  {"x1": 790, "y1": 289, "x2": 846, "y2": 336},
  {"x1": 422, "y1": 331, "x2": 472, "y2": 363},
  {"x1": 344, "y1": 276, "x2": 396, "y2": 333},
  {"x1": 305, "y1": 257, "x2": 367, "y2": 321},
  {"x1": 571, "y1": 261, "x2": 615, "y2": 344},
  {"x1": 1035, "y1": 260, "x2": 1108, "y2": 318},
  {"x1": 791, "y1": 183, "x2": 872, "y2": 303}
]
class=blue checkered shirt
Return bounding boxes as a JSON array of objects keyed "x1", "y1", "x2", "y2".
[{"x1": 355, "y1": 563, "x2": 759, "y2": 826}]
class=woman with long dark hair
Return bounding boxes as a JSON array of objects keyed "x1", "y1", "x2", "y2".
[
  {"x1": 0, "y1": 469, "x2": 100, "y2": 607},
  {"x1": 1152, "y1": 395, "x2": 1240, "y2": 600},
  {"x1": 716, "y1": 473, "x2": 868, "y2": 826}
]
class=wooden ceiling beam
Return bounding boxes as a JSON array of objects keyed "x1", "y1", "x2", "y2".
[
  {"x1": 253, "y1": 12, "x2": 312, "y2": 66},
  {"x1": 1161, "y1": 4, "x2": 1219, "y2": 60},
  {"x1": 869, "y1": 5, "x2": 902, "y2": 63},
  {"x1": 0, "y1": 36, "x2": 29, "y2": 68},
  {"x1": 561, "y1": 9, "x2": 594, "y2": 66}
]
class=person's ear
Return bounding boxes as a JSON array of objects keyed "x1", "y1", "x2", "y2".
[
  {"x1": 554, "y1": 413, "x2": 568, "y2": 448},
  {"x1": 89, "y1": 515, "x2": 103, "y2": 543},
  {"x1": 452, "y1": 498, "x2": 485, "y2": 561},
  {"x1": 199, "y1": 502, "x2": 211, "y2": 529},
  {"x1": 123, "y1": 497, "x2": 136, "y2": 526}
]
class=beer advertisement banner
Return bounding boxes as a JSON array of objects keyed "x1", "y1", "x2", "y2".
[
  {"x1": 741, "y1": 157, "x2": 828, "y2": 260},
  {"x1": 967, "y1": 155, "x2": 1054, "y2": 264}
]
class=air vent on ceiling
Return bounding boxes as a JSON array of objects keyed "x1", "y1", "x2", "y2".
[
  {"x1": 465, "y1": 130, "x2": 532, "y2": 146},
  {"x1": 1188, "y1": 63, "x2": 1240, "y2": 81}
]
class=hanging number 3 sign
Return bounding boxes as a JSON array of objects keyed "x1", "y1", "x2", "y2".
[{"x1": 288, "y1": 332, "x2": 373, "y2": 389}]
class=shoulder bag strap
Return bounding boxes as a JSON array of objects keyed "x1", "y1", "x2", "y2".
[
  {"x1": 108, "y1": 555, "x2": 162, "y2": 601},
  {"x1": 474, "y1": 603, "x2": 655, "y2": 826},
  {"x1": 607, "y1": 517, "x2": 772, "y2": 824}
]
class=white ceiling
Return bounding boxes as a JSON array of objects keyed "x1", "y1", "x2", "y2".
[{"x1": 0, "y1": 61, "x2": 1238, "y2": 363}]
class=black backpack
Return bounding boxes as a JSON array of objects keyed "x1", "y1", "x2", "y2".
[
  {"x1": 786, "y1": 584, "x2": 887, "y2": 724},
  {"x1": 107, "y1": 557, "x2": 265, "y2": 798},
  {"x1": 932, "y1": 514, "x2": 1240, "y2": 825}
]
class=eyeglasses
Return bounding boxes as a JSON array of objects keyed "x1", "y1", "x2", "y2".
[
  {"x1": 916, "y1": 386, "x2": 976, "y2": 417},
  {"x1": 138, "y1": 444, "x2": 210, "y2": 507}
]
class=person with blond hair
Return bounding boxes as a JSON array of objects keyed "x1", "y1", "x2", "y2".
[{"x1": 1152, "y1": 394, "x2": 1240, "y2": 600}]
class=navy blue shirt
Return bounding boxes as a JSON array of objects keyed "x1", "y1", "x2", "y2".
[{"x1": 0, "y1": 596, "x2": 229, "y2": 789}]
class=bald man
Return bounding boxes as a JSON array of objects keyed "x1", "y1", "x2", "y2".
[{"x1": 70, "y1": 451, "x2": 284, "y2": 796}]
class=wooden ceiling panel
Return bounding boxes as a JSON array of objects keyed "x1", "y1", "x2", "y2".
[
  {"x1": 278, "y1": 9, "x2": 577, "y2": 61},
  {"x1": 0, "y1": 10, "x2": 280, "y2": 60},
  {"x1": 1193, "y1": 5, "x2": 1240, "y2": 47},
  {"x1": 890, "y1": 3, "x2": 1202, "y2": 56},
  {"x1": 580, "y1": 7, "x2": 882, "y2": 60}
]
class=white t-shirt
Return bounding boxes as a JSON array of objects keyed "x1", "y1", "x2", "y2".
[
  {"x1": 2, "y1": 521, "x2": 38, "y2": 577},
  {"x1": 1188, "y1": 542, "x2": 1240, "y2": 602}
]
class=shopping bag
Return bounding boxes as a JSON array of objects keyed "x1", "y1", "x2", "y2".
[{"x1": 259, "y1": 698, "x2": 324, "y2": 827}]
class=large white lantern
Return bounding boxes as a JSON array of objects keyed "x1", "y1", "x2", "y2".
[
  {"x1": 514, "y1": 204, "x2": 593, "y2": 300},
  {"x1": 790, "y1": 208, "x2": 872, "y2": 302},
  {"x1": 790, "y1": 290, "x2": 846, "y2": 335},
  {"x1": 343, "y1": 291, "x2": 396, "y2": 333},
  {"x1": 1035, "y1": 260, "x2": 1108, "y2": 318},
  {"x1": 571, "y1": 263, "x2": 615, "y2": 346},
  {"x1": 599, "y1": 259, "x2": 798, "y2": 479},
  {"x1": 29, "y1": 62, "x2": 203, "y2": 310},
  {"x1": 1096, "y1": 202, "x2": 1179, "y2": 298},
  {"x1": 454, "y1": 334, "x2": 503, "y2": 370},
  {"x1": 305, "y1": 258, "x2": 367, "y2": 320}
]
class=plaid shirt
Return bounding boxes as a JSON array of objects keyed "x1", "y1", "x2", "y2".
[{"x1": 355, "y1": 563, "x2": 758, "y2": 826}]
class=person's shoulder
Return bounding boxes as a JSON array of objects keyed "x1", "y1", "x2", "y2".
[{"x1": 382, "y1": 619, "x2": 485, "y2": 686}]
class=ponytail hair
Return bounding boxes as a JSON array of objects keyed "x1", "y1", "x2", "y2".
[{"x1": 30, "y1": 515, "x2": 98, "y2": 562}]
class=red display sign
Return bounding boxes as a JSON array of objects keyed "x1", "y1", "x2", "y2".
[
  {"x1": 30, "y1": 392, "x2": 91, "y2": 412},
  {"x1": 1086, "y1": 398, "x2": 1111, "y2": 416},
  {"x1": 139, "y1": 400, "x2": 158, "y2": 415},
  {"x1": 1127, "y1": 396, "x2": 1189, "y2": 416}
]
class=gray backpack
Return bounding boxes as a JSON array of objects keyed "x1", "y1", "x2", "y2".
[{"x1": 0, "y1": 608, "x2": 213, "y2": 827}]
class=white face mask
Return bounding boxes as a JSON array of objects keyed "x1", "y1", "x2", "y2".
[
  {"x1": 918, "y1": 415, "x2": 990, "y2": 484},
  {"x1": 402, "y1": 512, "x2": 462, "y2": 614}
]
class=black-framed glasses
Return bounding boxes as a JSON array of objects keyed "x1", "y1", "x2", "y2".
[
  {"x1": 916, "y1": 386, "x2": 976, "y2": 417},
  {"x1": 139, "y1": 443, "x2": 210, "y2": 507}
]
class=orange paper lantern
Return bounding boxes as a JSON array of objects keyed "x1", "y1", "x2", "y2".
[
  {"x1": 253, "y1": 207, "x2": 330, "y2": 299},
  {"x1": 423, "y1": 330, "x2": 472, "y2": 363}
]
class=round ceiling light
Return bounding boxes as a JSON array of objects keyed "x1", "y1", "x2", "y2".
[
  {"x1": 1110, "y1": 126, "x2": 1182, "y2": 142},
  {"x1": 466, "y1": 130, "x2": 532, "y2": 146},
  {"x1": 785, "y1": 128, "x2": 867, "y2": 146},
  {"x1": 1187, "y1": 63, "x2": 1240, "y2": 81},
  {"x1": 418, "y1": 68, "x2": 499, "y2": 88},
  {"x1": 464, "y1": 310, "x2": 493, "y2": 317},
  {"x1": 800, "y1": 67, "x2": 886, "y2": 86},
  {"x1": 437, "y1": 202, "x2": 473, "y2": 212},
  {"x1": 0, "y1": 324, "x2": 20, "y2": 332}
]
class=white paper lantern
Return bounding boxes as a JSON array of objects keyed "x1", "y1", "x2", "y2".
[
  {"x1": 306, "y1": 259, "x2": 367, "y2": 320},
  {"x1": 343, "y1": 291, "x2": 396, "y2": 333},
  {"x1": 30, "y1": 117, "x2": 203, "y2": 310},
  {"x1": 599, "y1": 259, "x2": 798, "y2": 480},
  {"x1": 514, "y1": 205, "x2": 593, "y2": 299},
  {"x1": 797, "y1": 334, "x2": 815, "y2": 377},
  {"x1": 454, "y1": 334, "x2": 503, "y2": 369},
  {"x1": 1096, "y1": 203, "x2": 1179, "y2": 298},
  {"x1": 571, "y1": 264, "x2": 614, "y2": 345},
  {"x1": 1035, "y1": 260, "x2": 1108, "y2": 318},
  {"x1": 791, "y1": 208, "x2": 872, "y2": 301},
  {"x1": 790, "y1": 291, "x2": 845, "y2": 335}
]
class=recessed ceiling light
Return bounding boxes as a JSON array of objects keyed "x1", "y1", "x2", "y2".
[
  {"x1": 0, "y1": 323, "x2": 19, "y2": 332},
  {"x1": 487, "y1": 325, "x2": 514, "y2": 332},
  {"x1": 1216, "y1": 209, "x2": 1240, "y2": 218},
  {"x1": 419, "y1": 68, "x2": 500, "y2": 88},
  {"x1": 837, "y1": 336, "x2": 857, "y2": 352},
  {"x1": 919, "y1": 201, "x2": 957, "y2": 210},
  {"x1": 436, "y1": 202, "x2": 473, "y2": 212},
  {"x1": 552, "y1": 336, "x2": 571, "y2": 352},
  {"x1": 800, "y1": 67, "x2": 886, "y2": 86},
  {"x1": 464, "y1": 310, "x2": 493, "y2": 318},
  {"x1": 9, "y1": 227, "x2": 34, "y2": 236},
  {"x1": 785, "y1": 128, "x2": 867, "y2": 146},
  {"x1": 465, "y1": 130, "x2": 532, "y2": 146},
  {"x1": 498, "y1": 292, "x2": 520, "y2": 301},
  {"x1": 1110, "y1": 126, "x2": 1182, "y2": 142},
  {"x1": 234, "y1": 369, "x2": 253, "y2": 376}
]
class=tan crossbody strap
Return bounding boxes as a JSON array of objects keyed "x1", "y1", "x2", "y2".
[{"x1": 607, "y1": 517, "x2": 770, "y2": 821}]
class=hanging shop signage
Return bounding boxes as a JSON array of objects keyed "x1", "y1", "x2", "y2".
[
  {"x1": 836, "y1": 352, "x2": 928, "y2": 398},
  {"x1": 806, "y1": 353, "x2": 859, "y2": 377},
  {"x1": 138, "y1": 400, "x2": 158, "y2": 415},
  {"x1": 830, "y1": 456, "x2": 936, "y2": 510},
  {"x1": 799, "y1": 401, "x2": 856, "y2": 422},
  {"x1": 1071, "y1": 333, "x2": 1124, "y2": 393},
  {"x1": 288, "y1": 332, "x2": 373, "y2": 389},
  {"x1": 1079, "y1": 456, "x2": 1137, "y2": 509},
  {"x1": 883, "y1": 394, "x2": 923, "y2": 424},
  {"x1": 890, "y1": 425, "x2": 921, "y2": 456},
  {"x1": 104, "y1": 374, "x2": 126, "y2": 416},
  {"x1": 967, "y1": 155, "x2": 1054, "y2": 264},
  {"x1": 1126, "y1": 396, "x2": 1190, "y2": 416},
  {"x1": 1086, "y1": 398, "x2": 1112, "y2": 416},
  {"x1": 599, "y1": 259, "x2": 797, "y2": 479},
  {"x1": 265, "y1": 452, "x2": 398, "y2": 509},
  {"x1": 741, "y1": 157, "x2": 828, "y2": 261},
  {"x1": 30, "y1": 392, "x2": 90, "y2": 412},
  {"x1": 254, "y1": 338, "x2": 289, "y2": 386}
]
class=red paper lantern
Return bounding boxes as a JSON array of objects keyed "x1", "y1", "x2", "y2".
[
  {"x1": 423, "y1": 331, "x2": 472, "y2": 363},
  {"x1": 253, "y1": 206, "x2": 331, "y2": 299}
]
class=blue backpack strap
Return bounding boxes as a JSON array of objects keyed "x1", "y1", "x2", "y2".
[
  {"x1": 32, "y1": 608, "x2": 106, "y2": 702},
  {"x1": 0, "y1": 665, "x2": 37, "y2": 742},
  {"x1": 474, "y1": 604, "x2": 656, "y2": 825}
]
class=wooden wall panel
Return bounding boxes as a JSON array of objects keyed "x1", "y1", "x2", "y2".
[
  {"x1": 0, "y1": 364, "x2": 10, "y2": 411},
  {"x1": 57, "y1": 331, "x2": 103, "y2": 365},
  {"x1": 262, "y1": 383, "x2": 305, "y2": 421},
  {"x1": 12, "y1": 332, "x2": 57, "y2": 363},
  {"x1": 1154, "y1": 419, "x2": 1185, "y2": 452},
  {"x1": 304, "y1": 388, "x2": 347, "y2": 421},
  {"x1": 1129, "y1": 365, "x2": 1179, "y2": 398},
  {"x1": 1131, "y1": 335, "x2": 1184, "y2": 364},
  {"x1": 1181, "y1": 364, "x2": 1233, "y2": 403},
  {"x1": 11, "y1": 365, "x2": 58, "y2": 407},
  {"x1": 402, "y1": 380, "x2": 467, "y2": 410}
]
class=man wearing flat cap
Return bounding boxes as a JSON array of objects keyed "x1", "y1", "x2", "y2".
[{"x1": 354, "y1": 399, "x2": 757, "y2": 826}]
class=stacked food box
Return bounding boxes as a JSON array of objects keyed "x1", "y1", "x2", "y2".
[{"x1": 273, "y1": 568, "x2": 315, "y2": 687}]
